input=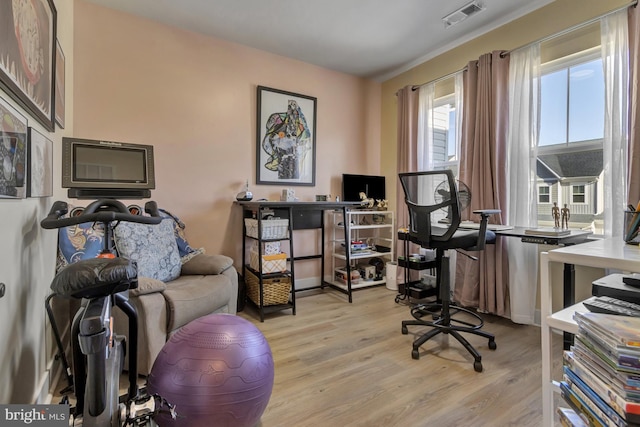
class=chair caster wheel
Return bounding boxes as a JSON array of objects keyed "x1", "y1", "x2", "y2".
[
  {"x1": 411, "y1": 349, "x2": 420, "y2": 360},
  {"x1": 474, "y1": 361, "x2": 483, "y2": 372},
  {"x1": 488, "y1": 339, "x2": 497, "y2": 350},
  {"x1": 401, "y1": 326, "x2": 408, "y2": 335}
]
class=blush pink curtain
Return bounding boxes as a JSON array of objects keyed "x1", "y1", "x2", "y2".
[
  {"x1": 395, "y1": 86, "x2": 420, "y2": 266},
  {"x1": 628, "y1": 5, "x2": 640, "y2": 204},
  {"x1": 454, "y1": 51, "x2": 511, "y2": 318}
]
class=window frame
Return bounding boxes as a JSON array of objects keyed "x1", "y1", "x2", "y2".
[
  {"x1": 538, "y1": 46, "x2": 603, "y2": 153},
  {"x1": 571, "y1": 183, "x2": 587, "y2": 204},
  {"x1": 431, "y1": 93, "x2": 458, "y2": 173},
  {"x1": 538, "y1": 184, "x2": 551, "y2": 204}
]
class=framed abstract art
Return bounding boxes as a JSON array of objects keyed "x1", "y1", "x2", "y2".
[{"x1": 256, "y1": 86, "x2": 316, "y2": 186}]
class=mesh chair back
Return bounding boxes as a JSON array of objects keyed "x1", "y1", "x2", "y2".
[{"x1": 398, "y1": 170, "x2": 462, "y2": 247}]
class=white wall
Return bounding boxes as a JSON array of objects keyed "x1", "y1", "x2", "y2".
[{"x1": 0, "y1": 0, "x2": 73, "y2": 404}]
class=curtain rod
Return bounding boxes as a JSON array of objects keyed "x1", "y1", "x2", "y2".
[
  {"x1": 500, "y1": 0, "x2": 638, "y2": 58},
  {"x1": 410, "y1": 68, "x2": 465, "y2": 92},
  {"x1": 407, "y1": 0, "x2": 637, "y2": 92}
]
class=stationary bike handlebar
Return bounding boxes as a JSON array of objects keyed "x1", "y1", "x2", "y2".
[{"x1": 41, "y1": 199, "x2": 162, "y2": 229}]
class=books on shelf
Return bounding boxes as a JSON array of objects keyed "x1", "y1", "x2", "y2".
[
  {"x1": 560, "y1": 381, "x2": 610, "y2": 427},
  {"x1": 560, "y1": 312, "x2": 640, "y2": 426},
  {"x1": 557, "y1": 407, "x2": 588, "y2": 427},
  {"x1": 563, "y1": 356, "x2": 634, "y2": 425},
  {"x1": 523, "y1": 227, "x2": 571, "y2": 236},
  {"x1": 574, "y1": 312, "x2": 640, "y2": 351}
]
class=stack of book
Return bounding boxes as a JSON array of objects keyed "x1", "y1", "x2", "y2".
[
  {"x1": 559, "y1": 312, "x2": 640, "y2": 426},
  {"x1": 523, "y1": 227, "x2": 571, "y2": 237}
]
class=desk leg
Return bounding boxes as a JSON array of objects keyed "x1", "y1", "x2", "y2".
[
  {"x1": 562, "y1": 262, "x2": 575, "y2": 350},
  {"x1": 540, "y1": 252, "x2": 554, "y2": 427}
]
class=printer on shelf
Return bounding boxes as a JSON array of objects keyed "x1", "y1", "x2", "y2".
[{"x1": 592, "y1": 273, "x2": 640, "y2": 305}]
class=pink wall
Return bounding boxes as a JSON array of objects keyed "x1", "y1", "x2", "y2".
[{"x1": 74, "y1": 1, "x2": 381, "y2": 275}]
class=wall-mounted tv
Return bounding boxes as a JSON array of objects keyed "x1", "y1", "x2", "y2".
[
  {"x1": 342, "y1": 174, "x2": 386, "y2": 202},
  {"x1": 62, "y1": 137, "x2": 155, "y2": 199}
]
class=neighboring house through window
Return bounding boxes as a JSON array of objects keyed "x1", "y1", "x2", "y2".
[{"x1": 536, "y1": 42, "x2": 605, "y2": 232}]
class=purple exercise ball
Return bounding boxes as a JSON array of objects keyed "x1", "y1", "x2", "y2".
[{"x1": 147, "y1": 314, "x2": 274, "y2": 427}]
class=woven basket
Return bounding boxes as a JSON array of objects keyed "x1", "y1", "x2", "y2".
[
  {"x1": 244, "y1": 218, "x2": 289, "y2": 239},
  {"x1": 245, "y1": 270, "x2": 291, "y2": 306}
]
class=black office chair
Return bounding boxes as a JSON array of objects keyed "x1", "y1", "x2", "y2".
[{"x1": 398, "y1": 169, "x2": 498, "y2": 372}]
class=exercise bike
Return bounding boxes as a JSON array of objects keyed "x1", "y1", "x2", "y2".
[{"x1": 42, "y1": 199, "x2": 176, "y2": 426}]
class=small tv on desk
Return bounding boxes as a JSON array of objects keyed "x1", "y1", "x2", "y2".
[
  {"x1": 342, "y1": 174, "x2": 385, "y2": 202},
  {"x1": 62, "y1": 137, "x2": 155, "y2": 199}
]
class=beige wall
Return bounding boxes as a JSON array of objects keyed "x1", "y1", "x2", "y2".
[
  {"x1": 380, "y1": 0, "x2": 629, "y2": 211},
  {"x1": 74, "y1": 1, "x2": 382, "y2": 278}
]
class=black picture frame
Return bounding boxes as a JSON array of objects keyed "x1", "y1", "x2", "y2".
[
  {"x1": 0, "y1": 0, "x2": 57, "y2": 131},
  {"x1": 54, "y1": 39, "x2": 65, "y2": 129},
  {"x1": 27, "y1": 127, "x2": 53, "y2": 197},
  {"x1": 256, "y1": 86, "x2": 316, "y2": 186},
  {"x1": 0, "y1": 95, "x2": 28, "y2": 199}
]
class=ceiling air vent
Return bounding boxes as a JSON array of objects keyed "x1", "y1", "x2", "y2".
[{"x1": 442, "y1": 1, "x2": 486, "y2": 28}]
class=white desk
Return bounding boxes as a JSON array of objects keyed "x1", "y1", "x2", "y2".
[{"x1": 540, "y1": 238, "x2": 640, "y2": 426}]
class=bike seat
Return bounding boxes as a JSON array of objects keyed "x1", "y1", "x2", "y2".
[{"x1": 51, "y1": 258, "x2": 138, "y2": 299}]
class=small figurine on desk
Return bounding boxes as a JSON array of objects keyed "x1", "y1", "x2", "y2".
[
  {"x1": 552, "y1": 202, "x2": 560, "y2": 228},
  {"x1": 376, "y1": 199, "x2": 388, "y2": 210},
  {"x1": 359, "y1": 192, "x2": 375, "y2": 209},
  {"x1": 561, "y1": 203, "x2": 570, "y2": 229}
]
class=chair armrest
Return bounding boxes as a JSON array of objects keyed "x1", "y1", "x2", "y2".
[
  {"x1": 130, "y1": 277, "x2": 167, "y2": 297},
  {"x1": 181, "y1": 253, "x2": 234, "y2": 275}
]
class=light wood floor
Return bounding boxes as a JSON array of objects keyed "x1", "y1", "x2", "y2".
[
  {"x1": 239, "y1": 286, "x2": 564, "y2": 427},
  {"x1": 53, "y1": 286, "x2": 564, "y2": 426}
]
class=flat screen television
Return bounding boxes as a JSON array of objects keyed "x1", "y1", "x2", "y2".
[
  {"x1": 62, "y1": 137, "x2": 155, "y2": 199},
  {"x1": 342, "y1": 174, "x2": 386, "y2": 202}
]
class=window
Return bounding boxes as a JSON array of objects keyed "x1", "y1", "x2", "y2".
[
  {"x1": 431, "y1": 94, "x2": 458, "y2": 175},
  {"x1": 538, "y1": 185, "x2": 550, "y2": 203},
  {"x1": 539, "y1": 54, "x2": 604, "y2": 147},
  {"x1": 536, "y1": 47, "x2": 604, "y2": 231},
  {"x1": 572, "y1": 184, "x2": 586, "y2": 203}
]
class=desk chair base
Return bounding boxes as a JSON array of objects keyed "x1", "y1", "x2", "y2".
[{"x1": 401, "y1": 302, "x2": 497, "y2": 372}]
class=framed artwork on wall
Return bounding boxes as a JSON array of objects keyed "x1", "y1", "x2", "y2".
[
  {"x1": 54, "y1": 39, "x2": 65, "y2": 129},
  {"x1": 0, "y1": 0, "x2": 57, "y2": 131},
  {"x1": 0, "y1": 95, "x2": 28, "y2": 199},
  {"x1": 256, "y1": 86, "x2": 316, "y2": 186},
  {"x1": 27, "y1": 127, "x2": 52, "y2": 197}
]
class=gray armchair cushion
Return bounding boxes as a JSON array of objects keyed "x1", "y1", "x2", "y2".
[{"x1": 181, "y1": 253, "x2": 233, "y2": 275}]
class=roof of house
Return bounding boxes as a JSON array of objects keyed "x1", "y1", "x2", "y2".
[{"x1": 537, "y1": 149, "x2": 603, "y2": 181}]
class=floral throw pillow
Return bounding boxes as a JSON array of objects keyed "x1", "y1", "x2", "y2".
[
  {"x1": 159, "y1": 209, "x2": 205, "y2": 263},
  {"x1": 113, "y1": 218, "x2": 181, "y2": 282}
]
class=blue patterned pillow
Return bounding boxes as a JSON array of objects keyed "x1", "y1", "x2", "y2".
[
  {"x1": 113, "y1": 218, "x2": 181, "y2": 282},
  {"x1": 57, "y1": 206, "x2": 107, "y2": 272},
  {"x1": 159, "y1": 209, "x2": 205, "y2": 263}
]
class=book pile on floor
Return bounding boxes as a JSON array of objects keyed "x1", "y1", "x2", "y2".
[{"x1": 559, "y1": 312, "x2": 640, "y2": 427}]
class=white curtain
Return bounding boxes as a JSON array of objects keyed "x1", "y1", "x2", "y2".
[
  {"x1": 454, "y1": 73, "x2": 464, "y2": 165},
  {"x1": 417, "y1": 83, "x2": 434, "y2": 171},
  {"x1": 601, "y1": 10, "x2": 629, "y2": 238},
  {"x1": 506, "y1": 44, "x2": 540, "y2": 324}
]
